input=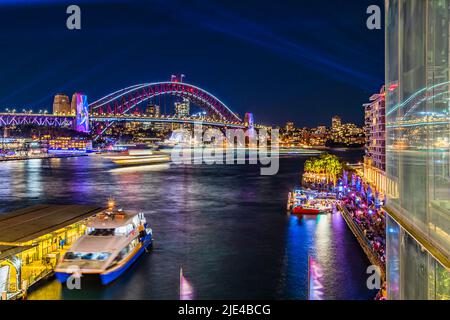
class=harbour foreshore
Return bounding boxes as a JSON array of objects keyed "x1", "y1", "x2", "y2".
[
  {"x1": 338, "y1": 203, "x2": 386, "y2": 280},
  {"x1": 0, "y1": 153, "x2": 88, "y2": 162}
]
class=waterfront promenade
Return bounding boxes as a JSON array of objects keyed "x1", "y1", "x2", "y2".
[{"x1": 338, "y1": 204, "x2": 385, "y2": 278}]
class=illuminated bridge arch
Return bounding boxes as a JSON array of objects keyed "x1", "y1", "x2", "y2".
[{"x1": 89, "y1": 82, "x2": 241, "y2": 122}]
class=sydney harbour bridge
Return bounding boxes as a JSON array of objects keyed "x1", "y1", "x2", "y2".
[{"x1": 0, "y1": 79, "x2": 256, "y2": 138}]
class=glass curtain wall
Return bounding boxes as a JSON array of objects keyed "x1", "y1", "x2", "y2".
[{"x1": 385, "y1": 0, "x2": 450, "y2": 300}]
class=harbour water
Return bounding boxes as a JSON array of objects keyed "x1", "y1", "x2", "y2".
[{"x1": 0, "y1": 150, "x2": 377, "y2": 299}]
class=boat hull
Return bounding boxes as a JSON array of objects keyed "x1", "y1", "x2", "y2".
[
  {"x1": 55, "y1": 235, "x2": 152, "y2": 286},
  {"x1": 55, "y1": 272, "x2": 71, "y2": 284},
  {"x1": 100, "y1": 236, "x2": 152, "y2": 285},
  {"x1": 292, "y1": 206, "x2": 321, "y2": 215}
]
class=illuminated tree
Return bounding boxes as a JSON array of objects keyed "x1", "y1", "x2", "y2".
[{"x1": 303, "y1": 153, "x2": 343, "y2": 185}]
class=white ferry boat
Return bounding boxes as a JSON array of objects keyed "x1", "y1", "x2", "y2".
[
  {"x1": 105, "y1": 149, "x2": 170, "y2": 166},
  {"x1": 55, "y1": 200, "x2": 153, "y2": 285}
]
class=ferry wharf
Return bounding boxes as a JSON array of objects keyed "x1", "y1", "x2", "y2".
[{"x1": 0, "y1": 204, "x2": 104, "y2": 300}]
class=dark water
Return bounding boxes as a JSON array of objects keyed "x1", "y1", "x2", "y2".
[{"x1": 0, "y1": 150, "x2": 377, "y2": 300}]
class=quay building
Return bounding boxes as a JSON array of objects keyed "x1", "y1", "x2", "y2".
[
  {"x1": 0, "y1": 205, "x2": 103, "y2": 300},
  {"x1": 363, "y1": 85, "x2": 389, "y2": 196},
  {"x1": 385, "y1": 0, "x2": 450, "y2": 299}
]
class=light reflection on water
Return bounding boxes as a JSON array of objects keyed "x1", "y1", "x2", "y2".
[
  {"x1": 0, "y1": 151, "x2": 377, "y2": 299},
  {"x1": 109, "y1": 163, "x2": 171, "y2": 174}
]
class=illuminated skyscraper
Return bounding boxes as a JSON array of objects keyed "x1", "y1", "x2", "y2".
[
  {"x1": 331, "y1": 115, "x2": 341, "y2": 130},
  {"x1": 285, "y1": 122, "x2": 295, "y2": 132},
  {"x1": 363, "y1": 86, "x2": 386, "y2": 193},
  {"x1": 385, "y1": 0, "x2": 450, "y2": 300},
  {"x1": 52, "y1": 94, "x2": 71, "y2": 114},
  {"x1": 145, "y1": 104, "x2": 160, "y2": 117},
  {"x1": 174, "y1": 98, "x2": 190, "y2": 117}
]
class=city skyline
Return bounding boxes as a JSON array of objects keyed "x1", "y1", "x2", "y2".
[{"x1": 0, "y1": 0, "x2": 383, "y2": 126}]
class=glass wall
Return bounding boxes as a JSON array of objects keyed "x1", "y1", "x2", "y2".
[
  {"x1": 387, "y1": 216, "x2": 450, "y2": 299},
  {"x1": 385, "y1": 0, "x2": 450, "y2": 299}
]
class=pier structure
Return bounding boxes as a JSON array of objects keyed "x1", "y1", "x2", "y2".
[{"x1": 0, "y1": 205, "x2": 104, "y2": 300}]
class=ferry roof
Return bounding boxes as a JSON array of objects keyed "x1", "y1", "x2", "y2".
[
  {"x1": 88, "y1": 210, "x2": 138, "y2": 229},
  {"x1": 0, "y1": 205, "x2": 105, "y2": 244}
]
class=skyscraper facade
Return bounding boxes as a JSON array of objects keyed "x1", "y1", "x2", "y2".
[
  {"x1": 174, "y1": 98, "x2": 190, "y2": 117},
  {"x1": 145, "y1": 104, "x2": 160, "y2": 117},
  {"x1": 385, "y1": 0, "x2": 450, "y2": 299},
  {"x1": 331, "y1": 115, "x2": 341, "y2": 130},
  {"x1": 363, "y1": 86, "x2": 386, "y2": 194}
]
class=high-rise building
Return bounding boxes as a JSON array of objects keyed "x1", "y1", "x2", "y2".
[
  {"x1": 363, "y1": 86, "x2": 386, "y2": 194},
  {"x1": 52, "y1": 94, "x2": 71, "y2": 114},
  {"x1": 285, "y1": 122, "x2": 295, "y2": 132},
  {"x1": 174, "y1": 98, "x2": 190, "y2": 117},
  {"x1": 145, "y1": 104, "x2": 160, "y2": 117},
  {"x1": 331, "y1": 115, "x2": 341, "y2": 130},
  {"x1": 385, "y1": 0, "x2": 450, "y2": 300}
]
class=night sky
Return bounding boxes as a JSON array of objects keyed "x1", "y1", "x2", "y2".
[{"x1": 0, "y1": 0, "x2": 384, "y2": 126}]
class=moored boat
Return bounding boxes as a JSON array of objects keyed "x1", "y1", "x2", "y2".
[
  {"x1": 292, "y1": 205, "x2": 321, "y2": 215},
  {"x1": 288, "y1": 188, "x2": 334, "y2": 215},
  {"x1": 55, "y1": 199, "x2": 153, "y2": 285}
]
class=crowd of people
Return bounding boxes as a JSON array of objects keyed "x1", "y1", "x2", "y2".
[
  {"x1": 302, "y1": 179, "x2": 336, "y2": 192},
  {"x1": 341, "y1": 181, "x2": 387, "y2": 300},
  {"x1": 342, "y1": 190, "x2": 386, "y2": 266},
  {"x1": 303, "y1": 173, "x2": 387, "y2": 267}
]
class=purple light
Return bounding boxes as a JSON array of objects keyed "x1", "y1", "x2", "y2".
[{"x1": 75, "y1": 93, "x2": 89, "y2": 133}]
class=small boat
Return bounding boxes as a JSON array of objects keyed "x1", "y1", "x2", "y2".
[
  {"x1": 292, "y1": 205, "x2": 321, "y2": 215},
  {"x1": 106, "y1": 149, "x2": 170, "y2": 166},
  {"x1": 55, "y1": 199, "x2": 153, "y2": 285},
  {"x1": 288, "y1": 188, "x2": 334, "y2": 215}
]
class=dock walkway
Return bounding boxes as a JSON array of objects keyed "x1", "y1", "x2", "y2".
[
  {"x1": 338, "y1": 204, "x2": 386, "y2": 280},
  {"x1": 0, "y1": 204, "x2": 104, "y2": 300}
]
